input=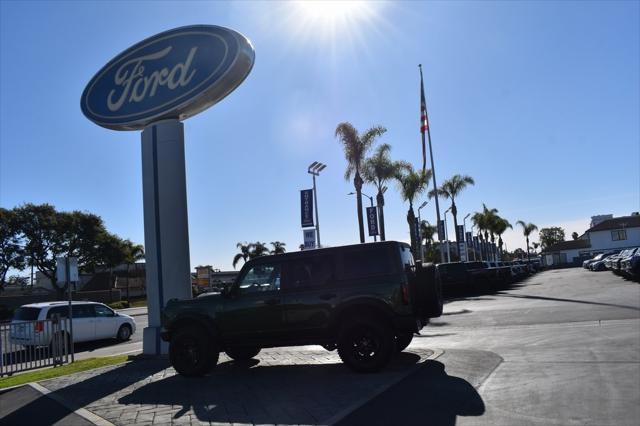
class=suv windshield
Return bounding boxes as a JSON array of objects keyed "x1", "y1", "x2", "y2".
[{"x1": 13, "y1": 307, "x2": 41, "y2": 321}]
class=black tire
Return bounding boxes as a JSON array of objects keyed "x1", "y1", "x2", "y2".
[
  {"x1": 169, "y1": 325, "x2": 218, "y2": 377},
  {"x1": 116, "y1": 324, "x2": 132, "y2": 342},
  {"x1": 395, "y1": 332, "x2": 414, "y2": 353},
  {"x1": 225, "y1": 346, "x2": 261, "y2": 361},
  {"x1": 337, "y1": 316, "x2": 394, "y2": 373},
  {"x1": 416, "y1": 263, "x2": 443, "y2": 318}
]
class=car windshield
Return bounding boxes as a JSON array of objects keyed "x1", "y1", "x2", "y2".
[{"x1": 13, "y1": 307, "x2": 41, "y2": 321}]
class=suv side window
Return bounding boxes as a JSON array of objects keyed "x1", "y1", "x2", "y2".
[
  {"x1": 94, "y1": 304, "x2": 115, "y2": 317},
  {"x1": 238, "y1": 263, "x2": 281, "y2": 293},
  {"x1": 340, "y1": 245, "x2": 396, "y2": 280},
  {"x1": 286, "y1": 255, "x2": 333, "y2": 289},
  {"x1": 74, "y1": 304, "x2": 94, "y2": 318},
  {"x1": 47, "y1": 306, "x2": 69, "y2": 319}
]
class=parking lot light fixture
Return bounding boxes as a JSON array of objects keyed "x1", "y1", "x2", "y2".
[{"x1": 308, "y1": 162, "x2": 326, "y2": 247}]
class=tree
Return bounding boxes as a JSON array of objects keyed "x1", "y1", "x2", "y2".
[
  {"x1": 472, "y1": 204, "x2": 499, "y2": 261},
  {"x1": 249, "y1": 242, "x2": 269, "y2": 259},
  {"x1": 14, "y1": 204, "x2": 131, "y2": 297},
  {"x1": 270, "y1": 241, "x2": 286, "y2": 255},
  {"x1": 394, "y1": 164, "x2": 432, "y2": 258},
  {"x1": 493, "y1": 217, "x2": 512, "y2": 259},
  {"x1": 428, "y1": 174, "x2": 475, "y2": 251},
  {"x1": 123, "y1": 241, "x2": 144, "y2": 302},
  {"x1": 419, "y1": 220, "x2": 437, "y2": 247},
  {"x1": 0, "y1": 208, "x2": 25, "y2": 290},
  {"x1": 572, "y1": 232, "x2": 579, "y2": 240},
  {"x1": 362, "y1": 143, "x2": 405, "y2": 241},
  {"x1": 335, "y1": 122, "x2": 387, "y2": 243},
  {"x1": 539, "y1": 227, "x2": 566, "y2": 251},
  {"x1": 516, "y1": 221, "x2": 539, "y2": 262},
  {"x1": 531, "y1": 242, "x2": 540, "y2": 254},
  {"x1": 232, "y1": 242, "x2": 252, "y2": 269}
]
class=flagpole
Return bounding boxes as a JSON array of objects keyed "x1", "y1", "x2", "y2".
[{"x1": 419, "y1": 64, "x2": 445, "y2": 263}]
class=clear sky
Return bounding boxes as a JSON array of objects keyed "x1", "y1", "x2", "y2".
[{"x1": 1, "y1": 1, "x2": 638, "y2": 271}]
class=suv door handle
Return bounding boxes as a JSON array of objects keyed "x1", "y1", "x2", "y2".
[
  {"x1": 319, "y1": 293, "x2": 336, "y2": 300},
  {"x1": 264, "y1": 298, "x2": 280, "y2": 306}
]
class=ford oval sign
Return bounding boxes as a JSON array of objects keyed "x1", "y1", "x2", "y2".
[{"x1": 81, "y1": 25, "x2": 255, "y2": 131}]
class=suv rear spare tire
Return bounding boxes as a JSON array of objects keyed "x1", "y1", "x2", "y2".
[
  {"x1": 337, "y1": 315, "x2": 394, "y2": 373},
  {"x1": 169, "y1": 325, "x2": 218, "y2": 377}
]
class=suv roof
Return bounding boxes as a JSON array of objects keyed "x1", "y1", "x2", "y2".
[{"x1": 21, "y1": 301, "x2": 101, "y2": 309}]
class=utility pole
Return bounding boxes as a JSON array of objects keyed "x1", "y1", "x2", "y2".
[{"x1": 308, "y1": 162, "x2": 326, "y2": 248}]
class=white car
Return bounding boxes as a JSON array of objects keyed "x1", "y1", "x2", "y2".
[{"x1": 9, "y1": 301, "x2": 136, "y2": 348}]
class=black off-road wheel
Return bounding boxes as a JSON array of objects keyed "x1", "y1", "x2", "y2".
[
  {"x1": 225, "y1": 346, "x2": 261, "y2": 361},
  {"x1": 395, "y1": 332, "x2": 414, "y2": 353},
  {"x1": 337, "y1": 316, "x2": 394, "y2": 373},
  {"x1": 169, "y1": 325, "x2": 218, "y2": 377}
]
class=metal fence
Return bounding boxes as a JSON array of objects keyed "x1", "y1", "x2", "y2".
[{"x1": 0, "y1": 317, "x2": 71, "y2": 377}]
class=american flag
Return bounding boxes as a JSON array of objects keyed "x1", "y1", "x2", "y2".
[{"x1": 420, "y1": 68, "x2": 429, "y2": 134}]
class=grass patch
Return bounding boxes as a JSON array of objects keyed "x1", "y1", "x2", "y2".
[
  {"x1": 128, "y1": 299, "x2": 147, "y2": 308},
  {"x1": 0, "y1": 355, "x2": 128, "y2": 389}
]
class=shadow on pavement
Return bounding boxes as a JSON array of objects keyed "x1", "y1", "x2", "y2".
[
  {"x1": 0, "y1": 385, "x2": 92, "y2": 426},
  {"x1": 336, "y1": 360, "x2": 485, "y2": 426},
  {"x1": 117, "y1": 352, "x2": 423, "y2": 424},
  {"x1": 495, "y1": 292, "x2": 640, "y2": 311},
  {"x1": 0, "y1": 359, "x2": 168, "y2": 426}
]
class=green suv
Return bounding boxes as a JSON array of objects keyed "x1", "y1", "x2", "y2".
[{"x1": 161, "y1": 241, "x2": 442, "y2": 376}]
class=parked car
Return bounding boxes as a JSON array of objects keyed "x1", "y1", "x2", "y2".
[
  {"x1": 161, "y1": 241, "x2": 443, "y2": 376},
  {"x1": 622, "y1": 249, "x2": 640, "y2": 278},
  {"x1": 617, "y1": 248, "x2": 639, "y2": 277},
  {"x1": 583, "y1": 253, "x2": 608, "y2": 269},
  {"x1": 437, "y1": 261, "x2": 498, "y2": 293},
  {"x1": 610, "y1": 248, "x2": 638, "y2": 275},
  {"x1": 10, "y1": 301, "x2": 136, "y2": 348},
  {"x1": 590, "y1": 253, "x2": 619, "y2": 271},
  {"x1": 483, "y1": 261, "x2": 512, "y2": 286}
]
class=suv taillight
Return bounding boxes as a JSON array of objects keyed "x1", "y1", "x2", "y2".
[
  {"x1": 34, "y1": 321, "x2": 44, "y2": 332},
  {"x1": 401, "y1": 283, "x2": 410, "y2": 305}
]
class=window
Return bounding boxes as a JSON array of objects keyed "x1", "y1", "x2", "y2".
[
  {"x1": 288, "y1": 256, "x2": 333, "y2": 288},
  {"x1": 399, "y1": 245, "x2": 414, "y2": 269},
  {"x1": 341, "y1": 246, "x2": 395, "y2": 279},
  {"x1": 238, "y1": 264, "x2": 281, "y2": 293},
  {"x1": 47, "y1": 306, "x2": 69, "y2": 319},
  {"x1": 611, "y1": 230, "x2": 627, "y2": 241},
  {"x1": 94, "y1": 305, "x2": 114, "y2": 317},
  {"x1": 13, "y1": 307, "x2": 41, "y2": 320}
]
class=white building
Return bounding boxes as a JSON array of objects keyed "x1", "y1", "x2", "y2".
[{"x1": 543, "y1": 213, "x2": 640, "y2": 266}]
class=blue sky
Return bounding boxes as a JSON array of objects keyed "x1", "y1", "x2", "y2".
[{"x1": 1, "y1": 1, "x2": 638, "y2": 270}]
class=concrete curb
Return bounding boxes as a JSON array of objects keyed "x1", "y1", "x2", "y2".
[
  {"x1": 29, "y1": 382, "x2": 115, "y2": 426},
  {"x1": 323, "y1": 348, "x2": 444, "y2": 425}
]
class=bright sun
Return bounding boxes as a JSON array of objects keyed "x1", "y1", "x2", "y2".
[{"x1": 292, "y1": 1, "x2": 377, "y2": 37}]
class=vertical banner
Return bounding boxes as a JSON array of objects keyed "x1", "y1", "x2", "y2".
[
  {"x1": 456, "y1": 225, "x2": 464, "y2": 242},
  {"x1": 437, "y1": 220, "x2": 446, "y2": 241},
  {"x1": 367, "y1": 206, "x2": 379, "y2": 236},
  {"x1": 466, "y1": 231, "x2": 473, "y2": 248},
  {"x1": 300, "y1": 189, "x2": 314, "y2": 228},
  {"x1": 303, "y1": 229, "x2": 316, "y2": 249}
]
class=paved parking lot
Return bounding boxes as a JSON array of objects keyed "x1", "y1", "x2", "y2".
[{"x1": 1, "y1": 267, "x2": 638, "y2": 425}]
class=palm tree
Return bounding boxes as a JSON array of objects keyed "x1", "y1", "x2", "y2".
[
  {"x1": 336, "y1": 122, "x2": 387, "y2": 243},
  {"x1": 395, "y1": 163, "x2": 432, "y2": 258},
  {"x1": 428, "y1": 174, "x2": 475, "y2": 250},
  {"x1": 362, "y1": 143, "x2": 405, "y2": 241},
  {"x1": 472, "y1": 204, "x2": 499, "y2": 261},
  {"x1": 249, "y1": 242, "x2": 270, "y2": 259},
  {"x1": 516, "y1": 221, "x2": 538, "y2": 262},
  {"x1": 493, "y1": 217, "x2": 512, "y2": 259},
  {"x1": 270, "y1": 241, "x2": 286, "y2": 255},
  {"x1": 123, "y1": 241, "x2": 144, "y2": 302},
  {"x1": 419, "y1": 220, "x2": 437, "y2": 247},
  {"x1": 232, "y1": 242, "x2": 252, "y2": 269}
]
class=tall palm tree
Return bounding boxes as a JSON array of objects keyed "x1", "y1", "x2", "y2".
[
  {"x1": 471, "y1": 211, "x2": 487, "y2": 261},
  {"x1": 395, "y1": 164, "x2": 432, "y2": 258},
  {"x1": 362, "y1": 143, "x2": 404, "y2": 241},
  {"x1": 516, "y1": 221, "x2": 538, "y2": 262},
  {"x1": 472, "y1": 204, "x2": 499, "y2": 261},
  {"x1": 336, "y1": 122, "x2": 387, "y2": 243},
  {"x1": 493, "y1": 217, "x2": 512, "y2": 259},
  {"x1": 428, "y1": 174, "x2": 475, "y2": 250},
  {"x1": 270, "y1": 241, "x2": 286, "y2": 255},
  {"x1": 232, "y1": 242, "x2": 252, "y2": 269},
  {"x1": 419, "y1": 220, "x2": 437, "y2": 247},
  {"x1": 249, "y1": 242, "x2": 269, "y2": 259}
]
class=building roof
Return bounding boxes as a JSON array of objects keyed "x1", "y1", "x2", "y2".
[
  {"x1": 543, "y1": 239, "x2": 591, "y2": 253},
  {"x1": 586, "y1": 215, "x2": 640, "y2": 233}
]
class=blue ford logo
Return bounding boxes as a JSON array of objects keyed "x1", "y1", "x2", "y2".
[{"x1": 81, "y1": 25, "x2": 255, "y2": 131}]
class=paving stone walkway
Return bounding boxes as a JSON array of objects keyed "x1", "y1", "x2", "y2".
[{"x1": 39, "y1": 347, "x2": 434, "y2": 425}]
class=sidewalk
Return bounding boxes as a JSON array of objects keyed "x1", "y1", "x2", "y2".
[{"x1": 4, "y1": 347, "x2": 439, "y2": 425}]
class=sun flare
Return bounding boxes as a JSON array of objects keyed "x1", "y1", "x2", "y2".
[{"x1": 292, "y1": 1, "x2": 377, "y2": 37}]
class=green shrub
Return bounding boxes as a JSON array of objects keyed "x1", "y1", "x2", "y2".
[{"x1": 107, "y1": 301, "x2": 130, "y2": 310}]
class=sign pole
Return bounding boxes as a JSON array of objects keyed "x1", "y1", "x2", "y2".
[
  {"x1": 312, "y1": 173, "x2": 321, "y2": 248},
  {"x1": 65, "y1": 257, "x2": 74, "y2": 363}
]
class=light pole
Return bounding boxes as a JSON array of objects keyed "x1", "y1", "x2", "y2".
[
  {"x1": 308, "y1": 161, "x2": 326, "y2": 248},
  {"x1": 470, "y1": 221, "x2": 477, "y2": 261},
  {"x1": 348, "y1": 191, "x2": 377, "y2": 242},
  {"x1": 463, "y1": 213, "x2": 470, "y2": 262},
  {"x1": 417, "y1": 201, "x2": 429, "y2": 262},
  {"x1": 444, "y1": 206, "x2": 452, "y2": 262}
]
